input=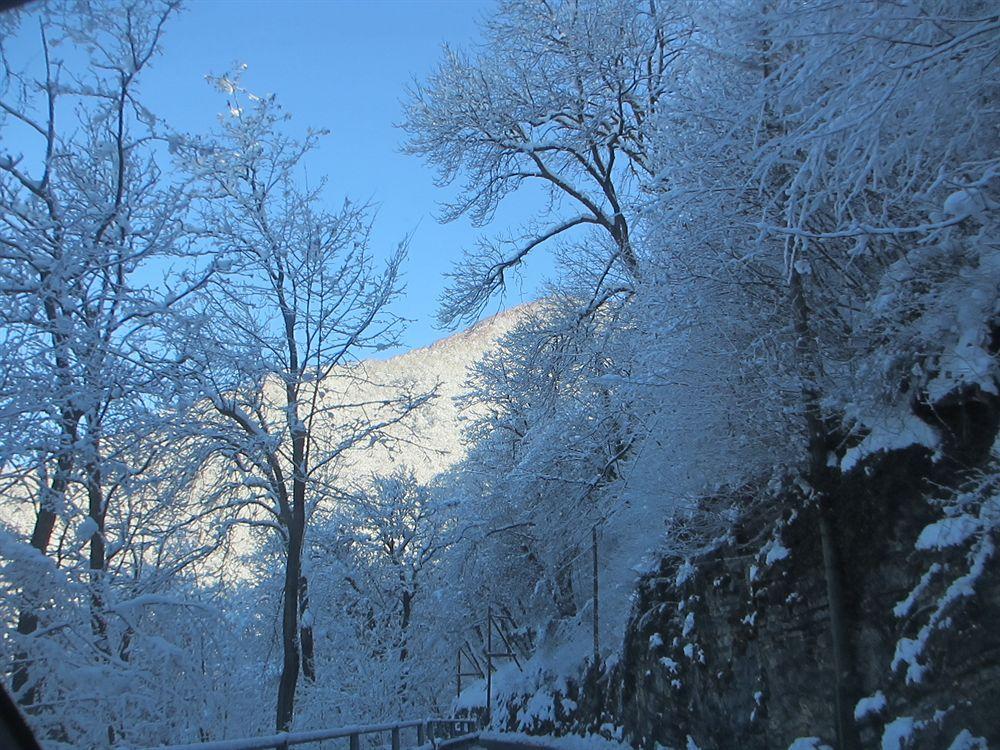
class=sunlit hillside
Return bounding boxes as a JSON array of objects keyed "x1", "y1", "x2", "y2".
[{"x1": 332, "y1": 304, "x2": 531, "y2": 484}]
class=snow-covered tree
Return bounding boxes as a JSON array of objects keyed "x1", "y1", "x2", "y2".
[
  {"x1": 0, "y1": 3, "x2": 223, "y2": 745},
  {"x1": 297, "y1": 470, "x2": 456, "y2": 723},
  {"x1": 402, "y1": 0, "x2": 688, "y2": 326},
  {"x1": 174, "y1": 74, "x2": 433, "y2": 731}
]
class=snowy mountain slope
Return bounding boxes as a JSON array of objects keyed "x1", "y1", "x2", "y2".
[
  {"x1": 0, "y1": 305, "x2": 530, "y2": 557},
  {"x1": 329, "y1": 303, "x2": 531, "y2": 485}
]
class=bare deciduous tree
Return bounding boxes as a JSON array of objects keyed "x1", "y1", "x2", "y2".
[
  {"x1": 177, "y1": 75, "x2": 433, "y2": 731},
  {"x1": 403, "y1": 0, "x2": 687, "y2": 326}
]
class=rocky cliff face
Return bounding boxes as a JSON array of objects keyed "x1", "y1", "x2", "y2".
[{"x1": 489, "y1": 386, "x2": 1000, "y2": 749}]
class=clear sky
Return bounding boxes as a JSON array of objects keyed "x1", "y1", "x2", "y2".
[{"x1": 3, "y1": 0, "x2": 555, "y2": 356}]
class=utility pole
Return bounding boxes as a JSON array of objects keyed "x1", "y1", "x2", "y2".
[
  {"x1": 486, "y1": 605, "x2": 493, "y2": 725},
  {"x1": 592, "y1": 525, "x2": 600, "y2": 662}
]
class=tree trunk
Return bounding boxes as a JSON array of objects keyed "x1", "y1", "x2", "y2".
[
  {"x1": 399, "y1": 589, "x2": 412, "y2": 661},
  {"x1": 275, "y1": 523, "x2": 302, "y2": 732},
  {"x1": 790, "y1": 269, "x2": 860, "y2": 750},
  {"x1": 13, "y1": 292, "x2": 82, "y2": 705},
  {"x1": 592, "y1": 525, "x2": 600, "y2": 663},
  {"x1": 11, "y1": 444, "x2": 74, "y2": 705},
  {"x1": 85, "y1": 451, "x2": 108, "y2": 651},
  {"x1": 276, "y1": 415, "x2": 308, "y2": 732},
  {"x1": 11, "y1": 500, "x2": 59, "y2": 705}
]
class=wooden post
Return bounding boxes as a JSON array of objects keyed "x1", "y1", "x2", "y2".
[
  {"x1": 418, "y1": 722, "x2": 426, "y2": 744},
  {"x1": 391, "y1": 726, "x2": 400, "y2": 750},
  {"x1": 456, "y1": 649, "x2": 461, "y2": 698},
  {"x1": 486, "y1": 604, "x2": 493, "y2": 725},
  {"x1": 592, "y1": 524, "x2": 600, "y2": 663},
  {"x1": 349, "y1": 733, "x2": 360, "y2": 750}
]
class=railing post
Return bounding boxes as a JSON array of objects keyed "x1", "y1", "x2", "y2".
[
  {"x1": 391, "y1": 726, "x2": 400, "y2": 750},
  {"x1": 418, "y1": 722, "x2": 427, "y2": 744},
  {"x1": 349, "y1": 732, "x2": 360, "y2": 750}
]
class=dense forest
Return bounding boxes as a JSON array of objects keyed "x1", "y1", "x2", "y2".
[{"x1": 1, "y1": 1, "x2": 997, "y2": 749}]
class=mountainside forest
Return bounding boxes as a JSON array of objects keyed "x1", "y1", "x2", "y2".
[{"x1": 1, "y1": 1, "x2": 997, "y2": 749}]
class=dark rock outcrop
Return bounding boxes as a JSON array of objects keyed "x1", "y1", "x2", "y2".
[{"x1": 491, "y1": 388, "x2": 1000, "y2": 749}]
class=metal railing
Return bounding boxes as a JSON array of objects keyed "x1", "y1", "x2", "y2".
[{"x1": 144, "y1": 718, "x2": 478, "y2": 750}]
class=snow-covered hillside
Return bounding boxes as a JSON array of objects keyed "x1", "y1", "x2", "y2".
[{"x1": 332, "y1": 304, "x2": 531, "y2": 484}]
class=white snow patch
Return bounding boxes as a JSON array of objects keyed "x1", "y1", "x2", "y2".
[
  {"x1": 854, "y1": 690, "x2": 887, "y2": 721},
  {"x1": 881, "y1": 716, "x2": 922, "y2": 750},
  {"x1": 682, "y1": 612, "x2": 695, "y2": 637},
  {"x1": 946, "y1": 729, "x2": 989, "y2": 749},
  {"x1": 842, "y1": 411, "x2": 939, "y2": 472},
  {"x1": 787, "y1": 738, "x2": 832, "y2": 750},
  {"x1": 942, "y1": 189, "x2": 987, "y2": 219},
  {"x1": 675, "y1": 559, "x2": 696, "y2": 586},
  {"x1": 76, "y1": 517, "x2": 99, "y2": 542},
  {"x1": 659, "y1": 657, "x2": 679, "y2": 673},
  {"x1": 892, "y1": 536, "x2": 995, "y2": 683},
  {"x1": 764, "y1": 538, "x2": 790, "y2": 566},
  {"x1": 925, "y1": 246, "x2": 1000, "y2": 402},
  {"x1": 916, "y1": 515, "x2": 981, "y2": 550},
  {"x1": 649, "y1": 633, "x2": 664, "y2": 649},
  {"x1": 516, "y1": 690, "x2": 556, "y2": 729},
  {"x1": 894, "y1": 564, "x2": 942, "y2": 619}
]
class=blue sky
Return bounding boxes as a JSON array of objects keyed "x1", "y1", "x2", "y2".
[{"x1": 4, "y1": 0, "x2": 555, "y2": 355}]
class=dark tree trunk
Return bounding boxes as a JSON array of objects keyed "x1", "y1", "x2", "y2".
[
  {"x1": 14, "y1": 290, "x2": 81, "y2": 705},
  {"x1": 275, "y1": 523, "x2": 302, "y2": 732},
  {"x1": 276, "y1": 414, "x2": 308, "y2": 732},
  {"x1": 11, "y1": 443, "x2": 74, "y2": 705},
  {"x1": 85, "y1": 449, "x2": 108, "y2": 649},
  {"x1": 399, "y1": 588, "x2": 412, "y2": 661},
  {"x1": 11, "y1": 507, "x2": 58, "y2": 705},
  {"x1": 790, "y1": 270, "x2": 861, "y2": 750}
]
